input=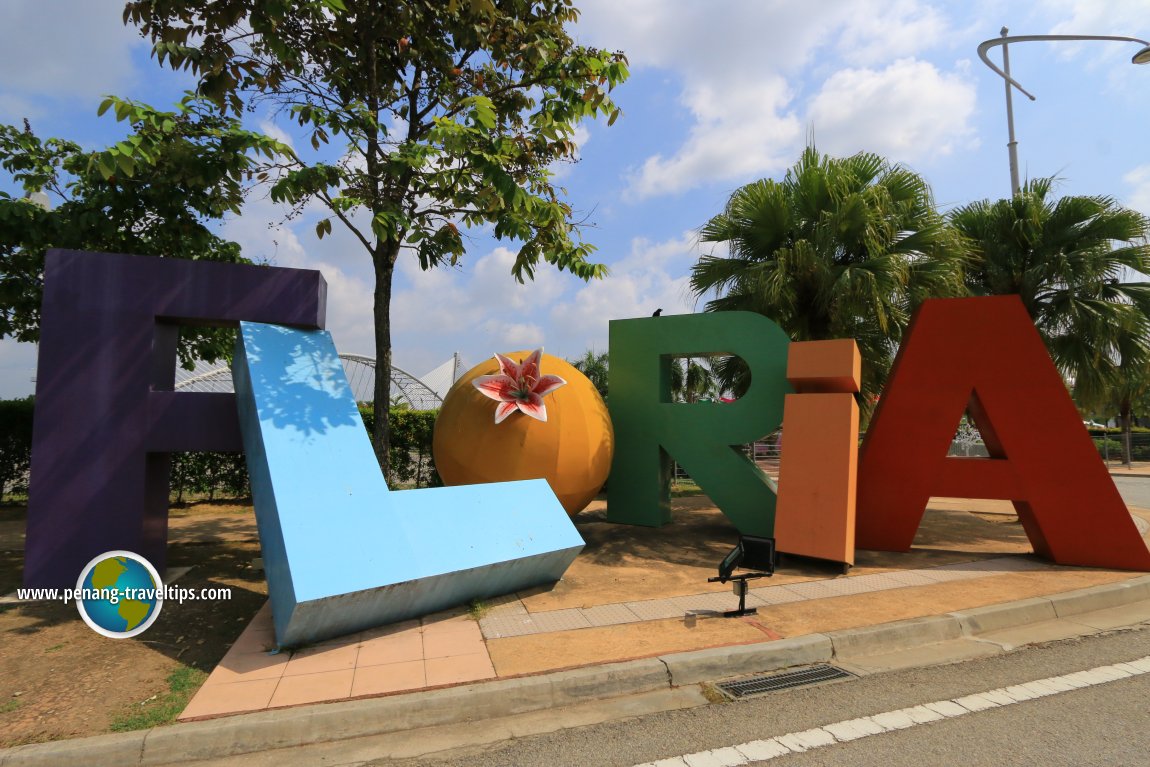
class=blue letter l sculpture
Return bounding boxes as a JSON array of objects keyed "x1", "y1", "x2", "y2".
[{"x1": 233, "y1": 322, "x2": 585, "y2": 647}]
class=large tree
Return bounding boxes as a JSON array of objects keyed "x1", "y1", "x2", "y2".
[
  {"x1": 670, "y1": 358, "x2": 716, "y2": 404},
  {"x1": 691, "y1": 145, "x2": 966, "y2": 407},
  {"x1": 1081, "y1": 334, "x2": 1150, "y2": 467},
  {"x1": 569, "y1": 349, "x2": 608, "y2": 399},
  {"x1": 0, "y1": 98, "x2": 282, "y2": 364},
  {"x1": 123, "y1": 0, "x2": 628, "y2": 479},
  {"x1": 950, "y1": 177, "x2": 1150, "y2": 460}
]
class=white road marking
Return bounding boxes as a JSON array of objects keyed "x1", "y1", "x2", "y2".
[{"x1": 633, "y1": 655, "x2": 1150, "y2": 766}]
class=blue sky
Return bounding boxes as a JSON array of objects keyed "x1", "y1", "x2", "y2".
[{"x1": 2, "y1": 0, "x2": 1150, "y2": 397}]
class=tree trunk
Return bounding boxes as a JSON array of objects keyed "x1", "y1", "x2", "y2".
[{"x1": 371, "y1": 242, "x2": 400, "y2": 484}]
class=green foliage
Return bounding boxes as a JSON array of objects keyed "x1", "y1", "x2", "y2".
[
  {"x1": 169, "y1": 406, "x2": 439, "y2": 498},
  {"x1": 123, "y1": 0, "x2": 628, "y2": 477},
  {"x1": 692, "y1": 145, "x2": 966, "y2": 407},
  {"x1": 466, "y1": 598, "x2": 490, "y2": 621},
  {"x1": 109, "y1": 666, "x2": 207, "y2": 732},
  {"x1": 0, "y1": 397, "x2": 33, "y2": 502},
  {"x1": 950, "y1": 177, "x2": 1150, "y2": 409},
  {"x1": 569, "y1": 349, "x2": 608, "y2": 399},
  {"x1": 0, "y1": 98, "x2": 286, "y2": 365},
  {"x1": 0, "y1": 401, "x2": 439, "y2": 503},
  {"x1": 670, "y1": 359, "x2": 716, "y2": 403},
  {"x1": 1093, "y1": 437, "x2": 1124, "y2": 457},
  {"x1": 170, "y1": 451, "x2": 251, "y2": 502},
  {"x1": 358, "y1": 406, "x2": 441, "y2": 487}
]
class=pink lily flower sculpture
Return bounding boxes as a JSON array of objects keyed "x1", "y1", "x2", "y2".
[{"x1": 473, "y1": 348, "x2": 566, "y2": 424}]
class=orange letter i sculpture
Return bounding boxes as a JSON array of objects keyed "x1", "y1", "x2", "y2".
[{"x1": 774, "y1": 339, "x2": 861, "y2": 569}]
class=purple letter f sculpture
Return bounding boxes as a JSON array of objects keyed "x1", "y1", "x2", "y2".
[{"x1": 23, "y1": 250, "x2": 326, "y2": 589}]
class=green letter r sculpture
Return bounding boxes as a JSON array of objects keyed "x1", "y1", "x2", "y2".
[{"x1": 607, "y1": 312, "x2": 790, "y2": 536}]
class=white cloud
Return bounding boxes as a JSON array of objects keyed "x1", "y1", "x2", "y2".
[
  {"x1": 550, "y1": 123, "x2": 591, "y2": 180},
  {"x1": 625, "y1": 76, "x2": 801, "y2": 199},
  {"x1": 0, "y1": 1, "x2": 143, "y2": 119},
  {"x1": 807, "y1": 59, "x2": 978, "y2": 162},
  {"x1": 385, "y1": 233, "x2": 702, "y2": 375},
  {"x1": 308, "y1": 260, "x2": 375, "y2": 358},
  {"x1": 1047, "y1": 0, "x2": 1150, "y2": 39},
  {"x1": 1041, "y1": 1, "x2": 1150, "y2": 94},
  {"x1": 576, "y1": 1, "x2": 973, "y2": 199},
  {"x1": 258, "y1": 120, "x2": 296, "y2": 152},
  {"x1": 390, "y1": 246, "x2": 569, "y2": 356},
  {"x1": 1124, "y1": 164, "x2": 1150, "y2": 217},
  {"x1": 836, "y1": 0, "x2": 949, "y2": 66},
  {"x1": 545, "y1": 233, "x2": 700, "y2": 354},
  {"x1": 221, "y1": 196, "x2": 309, "y2": 268}
]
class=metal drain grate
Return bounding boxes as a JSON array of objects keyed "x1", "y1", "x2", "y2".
[{"x1": 716, "y1": 664, "x2": 854, "y2": 698}]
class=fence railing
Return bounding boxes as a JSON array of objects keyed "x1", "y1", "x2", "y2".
[{"x1": 669, "y1": 427, "x2": 1150, "y2": 485}]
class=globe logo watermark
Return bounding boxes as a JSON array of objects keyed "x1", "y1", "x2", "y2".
[{"x1": 74, "y1": 551, "x2": 164, "y2": 639}]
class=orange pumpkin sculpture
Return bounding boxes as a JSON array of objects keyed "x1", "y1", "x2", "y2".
[{"x1": 433, "y1": 349, "x2": 614, "y2": 516}]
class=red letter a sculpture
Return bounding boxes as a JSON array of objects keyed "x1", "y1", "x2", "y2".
[{"x1": 856, "y1": 296, "x2": 1150, "y2": 571}]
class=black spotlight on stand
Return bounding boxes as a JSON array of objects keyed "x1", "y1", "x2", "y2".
[{"x1": 708, "y1": 535, "x2": 777, "y2": 617}]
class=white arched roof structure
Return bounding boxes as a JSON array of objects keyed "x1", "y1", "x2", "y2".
[{"x1": 175, "y1": 354, "x2": 454, "y2": 410}]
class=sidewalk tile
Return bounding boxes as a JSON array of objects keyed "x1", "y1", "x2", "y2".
[
  {"x1": 178, "y1": 677, "x2": 280, "y2": 720},
  {"x1": 269, "y1": 669, "x2": 355, "y2": 708},
  {"x1": 750, "y1": 586, "x2": 807, "y2": 605},
  {"x1": 208, "y1": 647, "x2": 291, "y2": 683},
  {"x1": 282, "y1": 643, "x2": 359, "y2": 677},
  {"x1": 420, "y1": 606, "x2": 472, "y2": 628},
  {"x1": 479, "y1": 614, "x2": 539, "y2": 638},
  {"x1": 357, "y1": 631, "x2": 423, "y2": 666},
  {"x1": 517, "y1": 608, "x2": 593, "y2": 633},
  {"x1": 423, "y1": 622, "x2": 485, "y2": 659},
  {"x1": 625, "y1": 599, "x2": 686, "y2": 621},
  {"x1": 351, "y1": 660, "x2": 425, "y2": 697},
  {"x1": 356, "y1": 619, "x2": 421, "y2": 643},
  {"x1": 482, "y1": 593, "x2": 529, "y2": 616},
  {"x1": 882, "y1": 571, "x2": 945, "y2": 587},
  {"x1": 670, "y1": 593, "x2": 736, "y2": 612},
  {"x1": 580, "y1": 603, "x2": 643, "y2": 627},
  {"x1": 425, "y1": 651, "x2": 496, "y2": 687}
]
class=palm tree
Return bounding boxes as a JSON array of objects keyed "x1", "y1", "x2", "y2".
[
  {"x1": 670, "y1": 358, "x2": 717, "y2": 403},
  {"x1": 570, "y1": 349, "x2": 609, "y2": 400},
  {"x1": 1081, "y1": 340, "x2": 1150, "y2": 467},
  {"x1": 949, "y1": 177, "x2": 1150, "y2": 457},
  {"x1": 691, "y1": 145, "x2": 965, "y2": 407}
]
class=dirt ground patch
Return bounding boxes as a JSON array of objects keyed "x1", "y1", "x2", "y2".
[
  {"x1": 0, "y1": 502, "x2": 266, "y2": 748},
  {"x1": 1, "y1": 492, "x2": 1143, "y2": 747}
]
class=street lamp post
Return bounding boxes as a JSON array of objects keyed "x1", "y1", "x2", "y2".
[{"x1": 978, "y1": 28, "x2": 1150, "y2": 196}]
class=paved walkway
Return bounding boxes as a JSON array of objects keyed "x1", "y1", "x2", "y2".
[
  {"x1": 180, "y1": 604, "x2": 496, "y2": 720},
  {"x1": 476, "y1": 556, "x2": 1048, "y2": 638},
  {"x1": 181, "y1": 501, "x2": 1140, "y2": 722}
]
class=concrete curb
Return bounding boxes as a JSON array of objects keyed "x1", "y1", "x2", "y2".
[
  {"x1": 4, "y1": 575, "x2": 1150, "y2": 766},
  {"x1": 826, "y1": 615, "x2": 961, "y2": 658},
  {"x1": 662, "y1": 635, "x2": 833, "y2": 686}
]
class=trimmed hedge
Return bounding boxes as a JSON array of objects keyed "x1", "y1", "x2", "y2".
[
  {"x1": 0, "y1": 399, "x2": 440, "y2": 503},
  {"x1": 358, "y1": 406, "x2": 442, "y2": 489}
]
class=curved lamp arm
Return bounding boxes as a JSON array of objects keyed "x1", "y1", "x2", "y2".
[{"x1": 978, "y1": 33, "x2": 1150, "y2": 101}]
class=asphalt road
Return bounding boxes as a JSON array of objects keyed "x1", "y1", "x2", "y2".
[
  {"x1": 385, "y1": 624, "x2": 1150, "y2": 767},
  {"x1": 1114, "y1": 475, "x2": 1150, "y2": 509}
]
